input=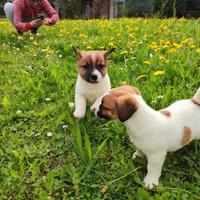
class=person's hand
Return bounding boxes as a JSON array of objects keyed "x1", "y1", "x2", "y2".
[
  {"x1": 43, "y1": 18, "x2": 53, "y2": 26},
  {"x1": 30, "y1": 19, "x2": 43, "y2": 28}
]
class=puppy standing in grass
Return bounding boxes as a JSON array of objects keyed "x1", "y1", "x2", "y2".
[
  {"x1": 72, "y1": 47, "x2": 115, "y2": 118},
  {"x1": 96, "y1": 85, "x2": 200, "y2": 189}
]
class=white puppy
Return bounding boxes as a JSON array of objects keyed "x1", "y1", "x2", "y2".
[
  {"x1": 72, "y1": 46, "x2": 115, "y2": 118},
  {"x1": 96, "y1": 85, "x2": 200, "y2": 189}
]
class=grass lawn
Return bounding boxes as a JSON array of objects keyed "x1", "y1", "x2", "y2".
[{"x1": 0, "y1": 18, "x2": 200, "y2": 199}]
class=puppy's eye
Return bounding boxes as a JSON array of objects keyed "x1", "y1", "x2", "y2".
[
  {"x1": 97, "y1": 64, "x2": 105, "y2": 68},
  {"x1": 81, "y1": 64, "x2": 88, "y2": 69},
  {"x1": 101, "y1": 104, "x2": 109, "y2": 110}
]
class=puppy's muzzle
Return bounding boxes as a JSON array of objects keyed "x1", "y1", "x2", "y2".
[
  {"x1": 88, "y1": 74, "x2": 98, "y2": 83},
  {"x1": 97, "y1": 110, "x2": 101, "y2": 117},
  {"x1": 91, "y1": 74, "x2": 97, "y2": 81},
  {"x1": 97, "y1": 109, "x2": 111, "y2": 120}
]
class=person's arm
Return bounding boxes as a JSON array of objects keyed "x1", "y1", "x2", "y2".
[
  {"x1": 13, "y1": 1, "x2": 32, "y2": 32},
  {"x1": 42, "y1": 0, "x2": 58, "y2": 25},
  {"x1": 13, "y1": 0, "x2": 43, "y2": 32}
]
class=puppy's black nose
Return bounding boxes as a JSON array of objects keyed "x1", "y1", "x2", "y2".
[{"x1": 91, "y1": 74, "x2": 97, "y2": 81}]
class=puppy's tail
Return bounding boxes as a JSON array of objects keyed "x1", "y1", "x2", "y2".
[{"x1": 193, "y1": 87, "x2": 200, "y2": 105}]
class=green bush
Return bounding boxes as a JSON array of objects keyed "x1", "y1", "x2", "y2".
[
  {"x1": 0, "y1": 1, "x2": 5, "y2": 16},
  {"x1": 152, "y1": 0, "x2": 200, "y2": 18}
]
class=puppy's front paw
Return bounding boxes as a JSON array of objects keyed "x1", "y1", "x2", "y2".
[
  {"x1": 132, "y1": 150, "x2": 144, "y2": 160},
  {"x1": 90, "y1": 105, "x2": 97, "y2": 113},
  {"x1": 73, "y1": 110, "x2": 85, "y2": 119},
  {"x1": 143, "y1": 175, "x2": 159, "y2": 190}
]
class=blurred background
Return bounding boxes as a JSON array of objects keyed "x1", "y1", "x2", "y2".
[{"x1": 0, "y1": 0, "x2": 200, "y2": 18}]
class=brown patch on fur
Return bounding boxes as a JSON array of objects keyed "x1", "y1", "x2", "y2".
[
  {"x1": 191, "y1": 99, "x2": 200, "y2": 107},
  {"x1": 181, "y1": 127, "x2": 192, "y2": 146},
  {"x1": 99, "y1": 93, "x2": 119, "y2": 120},
  {"x1": 118, "y1": 85, "x2": 141, "y2": 95},
  {"x1": 117, "y1": 94, "x2": 138, "y2": 122},
  {"x1": 98, "y1": 86, "x2": 139, "y2": 121},
  {"x1": 112, "y1": 85, "x2": 141, "y2": 96},
  {"x1": 159, "y1": 110, "x2": 171, "y2": 117}
]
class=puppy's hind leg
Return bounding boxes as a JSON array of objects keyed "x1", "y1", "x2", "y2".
[{"x1": 73, "y1": 94, "x2": 87, "y2": 119}]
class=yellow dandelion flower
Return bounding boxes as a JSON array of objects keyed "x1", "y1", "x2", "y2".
[
  {"x1": 130, "y1": 33, "x2": 135, "y2": 39},
  {"x1": 144, "y1": 61, "x2": 151, "y2": 65},
  {"x1": 153, "y1": 70, "x2": 165, "y2": 76},
  {"x1": 98, "y1": 46, "x2": 105, "y2": 49},
  {"x1": 174, "y1": 31, "x2": 179, "y2": 35},
  {"x1": 33, "y1": 41, "x2": 38, "y2": 46},
  {"x1": 181, "y1": 38, "x2": 192, "y2": 44},
  {"x1": 150, "y1": 42, "x2": 157, "y2": 46},
  {"x1": 108, "y1": 41, "x2": 114, "y2": 46},
  {"x1": 29, "y1": 36, "x2": 34, "y2": 41},
  {"x1": 162, "y1": 45, "x2": 169, "y2": 49},
  {"x1": 196, "y1": 49, "x2": 200, "y2": 53},
  {"x1": 173, "y1": 42, "x2": 182, "y2": 49},
  {"x1": 159, "y1": 39, "x2": 165, "y2": 45},
  {"x1": 143, "y1": 35, "x2": 148, "y2": 40},
  {"x1": 18, "y1": 36, "x2": 23, "y2": 40},
  {"x1": 120, "y1": 50, "x2": 128, "y2": 55},
  {"x1": 59, "y1": 29, "x2": 66, "y2": 34},
  {"x1": 86, "y1": 45, "x2": 92, "y2": 50},
  {"x1": 165, "y1": 41, "x2": 171, "y2": 45},
  {"x1": 42, "y1": 47, "x2": 53, "y2": 54},
  {"x1": 169, "y1": 48, "x2": 177, "y2": 53},
  {"x1": 162, "y1": 26, "x2": 168, "y2": 30},
  {"x1": 159, "y1": 56, "x2": 165, "y2": 61},
  {"x1": 149, "y1": 42, "x2": 158, "y2": 50}
]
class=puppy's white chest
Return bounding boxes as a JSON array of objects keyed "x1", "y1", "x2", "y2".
[{"x1": 76, "y1": 75, "x2": 111, "y2": 103}]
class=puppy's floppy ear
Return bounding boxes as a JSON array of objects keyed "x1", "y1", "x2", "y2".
[
  {"x1": 72, "y1": 46, "x2": 82, "y2": 60},
  {"x1": 117, "y1": 94, "x2": 138, "y2": 122},
  {"x1": 104, "y1": 48, "x2": 115, "y2": 58}
]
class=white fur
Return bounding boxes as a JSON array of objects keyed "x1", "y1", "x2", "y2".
[
  {"x1": 123, "y1": 88, "x2": 200, "y2": 189},
  {"x1": 73, "y1": 74, "x2": 111, "y2": 118},
  {"x1": 91, "y1": 69, "x2": 103, "y2": 82},
  {"x1": 193, "y1": 88, "x2": 200, "y2": 103}
]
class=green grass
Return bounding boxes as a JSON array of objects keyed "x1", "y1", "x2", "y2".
[{"x1": 0, "y1": 18, "x2": 200, "y2": 199}]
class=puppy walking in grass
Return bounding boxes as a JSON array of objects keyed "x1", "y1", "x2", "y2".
[
  {"x1": 72, "y1": 46, "x2": 115, "y2": 119},
  {"x1": 96, "y1": 85, "x2": 200, "y2": 189}
]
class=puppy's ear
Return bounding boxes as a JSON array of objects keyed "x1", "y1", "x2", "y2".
[
  {"x1": 117, "y1": 94, "x2": 138, "y2": 122},
  {"x1": 104, "y1": 48, "x2": 115, "y2": 58},
  {"x1": 72, "y1": 46, "x2": 82, "y2": 60}
]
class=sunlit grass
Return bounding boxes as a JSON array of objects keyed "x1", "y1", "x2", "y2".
[{"x1": 0, "y1": 18, "x2": 200, "y2": 199}]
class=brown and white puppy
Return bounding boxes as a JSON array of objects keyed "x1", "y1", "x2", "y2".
[
  {"x1": 96, "y1": 85, "x2": 200, "y2": 189},
  {"x1": 73, "y1": 46, "x2": 115, "y2": 118}
]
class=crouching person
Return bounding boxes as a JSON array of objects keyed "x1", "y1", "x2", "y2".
[{"x1": 4, "y1": 0, "x2": 58, "y2": 34}]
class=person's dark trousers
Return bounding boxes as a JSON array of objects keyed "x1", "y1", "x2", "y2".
[
  {"x1": 17, "y1": 31, "x2": 23, "y2": 35},
  {"x1": 31, "y1": 28, "x2": 38, "y2": 34}
]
